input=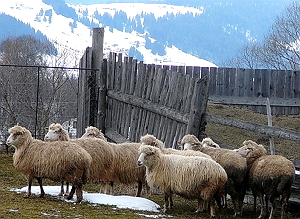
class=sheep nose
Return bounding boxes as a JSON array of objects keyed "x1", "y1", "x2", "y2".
[{"x1": 137, "y1": 160, "x2": 143, "y2": 166}]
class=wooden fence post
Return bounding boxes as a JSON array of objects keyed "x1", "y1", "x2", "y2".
[
  {"x1": 91, "y1": 27, "x2": 105, "y2": 131},
  {"x1": 186, "y1": 76, "x2": 210, "y2": 139},
  {"x1": 266, "y1": 97, "x2": 275, "y2": 154}
]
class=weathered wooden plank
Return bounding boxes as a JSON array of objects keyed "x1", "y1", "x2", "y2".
[
  {"x1": 284, "y1": 70, "x2": 293, "y2": 115},
  {"x1": 216, "y1": 68, "x2": 225, "y2": 96},
  {"x1": 209, "y1": 95, "x2": 300, "y2": 107},
  {"x1": 208, "y1": 67, "x2": 217, "y2": 95},
  {"x1": 236, "y1": 68, "x2": 246, "y2": 97},
  {"x1": 192, "y1": 66, "x2": 201, "y2": 78},
  {"x1": 205, "y1": 114, "x2": 300, "y2": 142},
  {"x1": 121, "y1": 57, "x2": 134, "y2": 139},
  {"x1": 107, "y1": 90, "x2": 189, "y2": 124},
  {"x1": 223, "y1": 68, "x2": 230, "y2": 96},
  {"x1": 96, "y1": 59, "x2": 107, "y2": 131},
  {"x1": 186, "y1": 76, "x2": 210, "y2": 138}
]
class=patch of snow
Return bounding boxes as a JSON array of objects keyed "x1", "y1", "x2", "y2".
[{"x1": 13, "y1": 186, "x2": 161, "y2": 213}]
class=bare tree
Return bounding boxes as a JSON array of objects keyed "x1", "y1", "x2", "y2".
[
  {"x1": 0, "y1": 36, "x2": 79, "y2": 138},
  {"x1": 230, "y1": 1, "x2": 300, "y2": 70}
]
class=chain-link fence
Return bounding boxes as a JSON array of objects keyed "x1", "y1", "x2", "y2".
[{"x1": 0, "y1": 64, "x2": 79, "y2": 141}]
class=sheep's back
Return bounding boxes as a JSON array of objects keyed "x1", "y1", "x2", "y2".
[
  {"x1": 110, "y1": 142, "x2": 146, "y2": 184},
  {"x1": 13, "y1": 140, "x2": 91, "y2": 183},
  {"x1": 147, "y1": 154, "x2": 227, "y2": 200},
  {"x1": 201, "y1": 147, "x2": 247, "y2": 179},
  {"x1": 249, "y1": 155, "x2": 295, "y2": 191},
  {"x1": 163, "y1": 148, "x2": 211, "y2": 159},
  {"x1": 72, "y1": 138, "x2": 115, "y2": 182}
]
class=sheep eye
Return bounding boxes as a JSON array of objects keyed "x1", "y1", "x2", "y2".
[{"x1": 14, "y1": 132, "x2": 22, "y2": 136}]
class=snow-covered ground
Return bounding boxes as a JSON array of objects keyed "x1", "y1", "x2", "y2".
[{"x1": 13, "y1": 186, "x2": 161, "y2": 213}]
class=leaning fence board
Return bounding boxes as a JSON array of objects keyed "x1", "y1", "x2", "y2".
[{"x1": 205, "y1": 114, "x2": 300, "y2": 143}]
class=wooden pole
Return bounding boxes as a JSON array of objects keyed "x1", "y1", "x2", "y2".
[
  {"x1": 186, "y1": 76, "x2": 210, "y2": 139},
  {"x1": 91, "y1": 27, "x2": 105, "y2": 132},
  {"x1": 266, "y1": 97, "x2": 275, "y2": 154}
]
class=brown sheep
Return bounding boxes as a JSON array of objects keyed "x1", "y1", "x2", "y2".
[
  {"x1": 6, "y1": 125, "x2": 92, "y2": 203},
  {"x1": 45, "y1": 124, "x2": 148, "y2": 197},
  {"x1": 178, "y1": 134, "x2": 248, "y2": 217},
  {"x1": 236, "y1": 140, "x2": 295, "y2": 219}
]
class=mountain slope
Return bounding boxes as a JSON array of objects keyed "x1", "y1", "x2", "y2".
[{"x1": 0, "y1": 0, "x2": 293, "y2": 67}]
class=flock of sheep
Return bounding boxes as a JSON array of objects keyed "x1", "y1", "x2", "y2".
[{"x1": 5, "y1": 123, "x2": 296, "y2": 219}]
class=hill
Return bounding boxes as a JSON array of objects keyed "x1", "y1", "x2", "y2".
[{"x1": 0, "y1": 0, "x2": 295, "y2": 66}]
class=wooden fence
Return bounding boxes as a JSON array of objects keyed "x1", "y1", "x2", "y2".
[
  {"x1": 78, "y1": 29, "x2": 210, "y2": 147},
  {"x1": 77, "y1": 28, "x2": 300, "y2": 206}
]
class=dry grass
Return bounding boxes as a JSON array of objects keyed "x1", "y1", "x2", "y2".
[
  {"x1": 206, "y1": 103, "x2": 300, "y2": 161},
  {"x1": 0, "y1": 104, "x2": 299, "y2": 218}
]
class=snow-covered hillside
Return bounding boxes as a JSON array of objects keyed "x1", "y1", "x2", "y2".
[{"x1": 0, "y1": 0, "x2": 217, "y2": 67}]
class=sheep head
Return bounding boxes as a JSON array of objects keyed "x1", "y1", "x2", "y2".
[
  {"x1": 81, "y1": 126, "x2": 107, "y2": 141},
  {"x1": 201, "y1": 137, "x2": 220, "y2": 148},
  {"x1": 44, "y1": 123, "x2": 69, "y2": 141},
  {"x1": 235, "y1": 140, "x2": 267, "y2": 158},
  {"x1": 140, "y1": 134, "x2": 164, "y2": 149},
  {"x1": 178, "y1": 134, "x2": 202, "y2": 150},
  {"x1": 137, "y1": 145, "x2": 160, "y2": 168},
  {"x1": 6, "y1": 125, "x2": 32, "y2": 148}
]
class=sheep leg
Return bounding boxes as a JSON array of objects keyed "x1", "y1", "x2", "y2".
[
  {"x1": 58, "y1": 182, "x2": 65, "y2": 196},
  {"x1": 222, "y1": 192, "x2": 227, "y2": 208},
  {"x1": 258, "y1": 194, "x2": 265, "y2": 219},
  {"x1": 75, "y1": 183, "x2": 83, "y2": 203},
  {"x1": 36, "y1": 177, "x2": 45, "y2": 198},
  {"x1": 196, "y1": 198, "x2": 206, "y2": 213},
  {"x1": 136, "y1": 181, "x2": 143, "y2": 197},
  {"x1": 268, "y1": 196, "x2": 276, "y2": 219},
  {"x1": 280, "y1": 194, "x2": 288, "y2": 219},
  {"x1": 209, "y1": 199, "x2": 217, "y2": 218},
  {"x1": 163, "y1": 193, "x2": 171, "y2": 213},
  {"x1": 25, "y1": 176, "x2": 33, "y2": 198},
  {"x1": 265, "y1": 195, "x2": 269, "y2": 215},
  {"x1": 66, "y1": 185, "x2": 76, "y2": 200},
  {"x1": 169, "y1": 194, "x2": 173, "y2": 209},
  {"x1": 65, "y1": 182, "x2": 70, "y2": 195},
  {"x1": 109, "y1": 181, "x2": 114, "y2": 195}
]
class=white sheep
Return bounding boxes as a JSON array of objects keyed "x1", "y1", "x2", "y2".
[
  {"x1": 80, "y1": 126, "x2": 107, "y2": 141},
  {"x1": 201, "y1": 137, "x2": 220, "y2": 148},
  {"x1": 6, "y1": 125, "x2": 92, "y2": 203},
  {"x1": 236, "y1": 140, "x2": 295, "y2": 219},
  {"x1": 45, "y1": 124, "x2": 148, "y2": 197},
  {"x1": 178, "y1": 134, "x2": 248, "y2": 217},
  {"x1": 137, "y1": 144, "x2": 227, "y2": 218}
]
